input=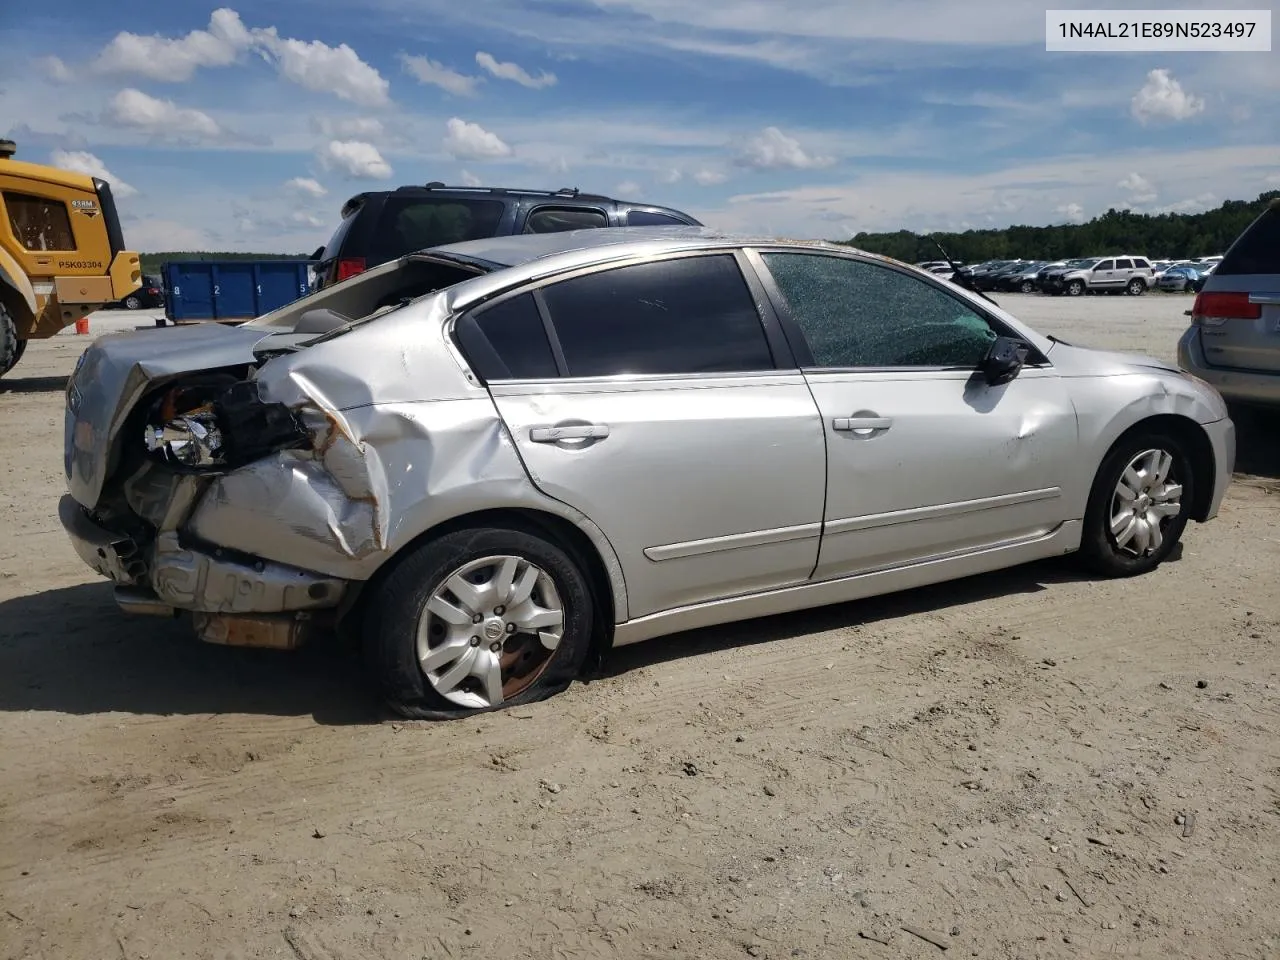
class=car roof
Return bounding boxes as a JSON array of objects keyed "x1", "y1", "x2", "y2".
[{"x1": 427, "y1": 225, "x2": 852, "y2": 270}]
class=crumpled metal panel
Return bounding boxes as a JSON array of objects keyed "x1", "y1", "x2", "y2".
[
  {"x1": 185, "y1": 302, "x2": 630, "y2": 616},
  {"x1": 149, "y1": 532, "x2": 345, "y2": 613},
  {"x1": 63, "y1": 323, "x2": 272, "y2": 508}
]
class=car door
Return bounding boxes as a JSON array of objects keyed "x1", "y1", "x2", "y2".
[
  {"x1": 461, "y1": 250, "x2": 827, "y2": 619},
  {"x1": 746, "y1": 248, "x2": 1079, "y2": 580},
  {"x1": 1091, "y1": 259, "x2": 1117, "y2": 289}
]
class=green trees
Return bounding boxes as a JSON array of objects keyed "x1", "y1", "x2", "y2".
[{"x1": 842, "y1": 191, "x2": 1279, "y2": 263}]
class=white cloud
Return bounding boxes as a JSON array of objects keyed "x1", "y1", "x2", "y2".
[
  {"x1": 1055, "y1": 202, "x2": 1086, "y2": 224},
  {"x1": 734, "y1": 126, "x2": 835, "y2": 170},
  {"x1": 285, "y1": 176, "x2": 327, "y2": 197},
  {"x1": 37, "y1": 56, "x2": 73, "y2": 82},
  {"x1": 126, "y1": 218, "x2": 218, "y2": 251},
  {"x1": 1267, "y1": 173, "x2": 1280, "y2": 185},
  {"x1": 106, "y1": 88, "x2": 222, "y2": 140},
  {"x1": 459, "y1": 169, "x2": 483, "y2": 186},
  {"x1": 442, "y1": 118, "x2": 513, "y2": 159},
  {"x1": 693, "y1": 168, "x2": 728, "y2": 186},
  {"x1": 310, "y1": 116, "x2": 384, "y2": 140},
  {"x1": 94, "y1": 8, "x2": 251, "y2": 81},
  {"x1": 49, "y1": 150, "x2": 137, "y2": 197},
  {"x1": 291, "y1": 211, "x2": 326, "y2": 228},
  {"x1": 1131, "y1": 69, "x2": 1205, "y2": 124},
  {"x1": 1150, "y1": 193, "x2": 1217, "y2": 215},
  {"x1": 616, "y1": 180, "x2": 641, "y2": 196},
  {"x1": 318, "y1": 140, "x2": 392, "y2": 179},
  {"x1": 548, "y1": 156, "x2": 570, "y2": 175},
  {"x1": 1117, "y1": 172, "x2": 1158, "y2": 205},
  {"x1": 252, "y1": 29, "x2": 389, "y2": 106},
  {"x1": 657, "y1": 168, "x2": 683, "y2": 184},
  {"x1": 474, "y1": 51, "x2": 557, "y2": 89},
  {"x1": 399, "y1": 53, "x2": 480, "y2": 96}
]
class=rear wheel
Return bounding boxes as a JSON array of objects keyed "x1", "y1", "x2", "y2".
[
  {"x1": 1066, "y1": 279, "x2": 1085, "y2": 296},
  {"x1": 0, "y1": 303, "x2": 23, "y2": 377},
  {"x1": 1019, "y1": 280, "x2": 1035, "y2": 293},
  {"x1": 1126, "y1": 278, "x2": 1146, "y2": 296},
  {"x1": 363, "y1": 527, "x2": 595, "y2": 720},
  {"x1": 1078, "y1": 431, "x2": 1193, "y2": 577},
  {"x1": 123, "y1": 295, "x2": 142, "y2": 310}
]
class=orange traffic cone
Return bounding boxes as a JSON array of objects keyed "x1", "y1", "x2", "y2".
[{"x1": 74, "y1": 316, "x2": 89, "y2": 335}]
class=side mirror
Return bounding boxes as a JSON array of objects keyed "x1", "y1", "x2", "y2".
[
  {"x1": 980, "y1": 336, "x2": 1029, "y2": 386},
  {"x1": 309, "y1": 246, "x2": 326, "y2": 261}
]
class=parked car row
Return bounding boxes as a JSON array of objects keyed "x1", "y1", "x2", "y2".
[{"x1": 932, "y1": 253, "x2": 1227, "y2": 297}]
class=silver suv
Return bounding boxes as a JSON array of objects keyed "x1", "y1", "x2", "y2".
[
  {"x1": 1177, "y1": 198, "x2": 1280, "y2": 408},
  {"x1": 59, "y1": 228, "x2": 1233, "y2": 719},
  {"x1": 1043, "y1": 255, "x2": 1155, "y2": 296}
]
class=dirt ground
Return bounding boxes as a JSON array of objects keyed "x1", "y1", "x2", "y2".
[{"x1": 2, "y1": 294, "x2": 1278, "y2": 960}]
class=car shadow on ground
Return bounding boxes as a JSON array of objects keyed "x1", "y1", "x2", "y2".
[
  {"x1": 1231, "y1": 406, "x2": 1280, "y2": 480},
  {"x1": 0, "y1": 375, "x2": 69, "y2": 395},
  {"x1": 0, "y1": 582, "x2": 382, "y2": 724},
  {"x1": 0, "y1": 546, "x2": 1184, "y2": 721}
]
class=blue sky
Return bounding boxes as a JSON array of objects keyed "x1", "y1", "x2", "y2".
[{"x1": 2, "y1": 1, "x2": 1276, "y2": 252}]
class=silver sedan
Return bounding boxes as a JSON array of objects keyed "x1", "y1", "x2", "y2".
[{"x1": 60, "y1": 228, "x2": 1235, "y2": 718}]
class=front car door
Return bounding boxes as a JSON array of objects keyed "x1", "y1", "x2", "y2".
[
  {"x1": 745, "y1": 249, "x2": 1080, "y2": 580},
  {"x1": 1091, "y1": 259, "x2": 1117, "y2": 289},
  {"x1": 457, "y1": 250, "x2": 827, "y2": 618}
]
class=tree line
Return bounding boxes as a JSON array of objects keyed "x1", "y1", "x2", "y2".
[{"x1": 840, "y1": 191, "x2": 1279, "y2": 264}]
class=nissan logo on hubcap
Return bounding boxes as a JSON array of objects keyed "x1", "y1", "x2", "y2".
[{"x1": 483, "y1": 618, "x2": 504, "y2": 641}]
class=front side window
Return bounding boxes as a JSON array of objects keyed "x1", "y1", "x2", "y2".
[
  {"x1": 626, "y1": 210, "x2": 689, "y2": 226},
  {"x1": 1095, "y1": 260, "x2": 1115, "y2": 271},
  {"x1": 760, "y1": 252, "x2": 998, "y2": 369},
  {"x1": 4, "y1": 192, "x2": 76, "y2": 251},
  {"x1": 369, "y1": 198, "x2": 505, "y2": 263},
  {"x1": 541, "y1": 254, "x2": 774, "y2": 377},
  {"x1": 524, "y1": 207, "x2": 608, "y2": 234}
]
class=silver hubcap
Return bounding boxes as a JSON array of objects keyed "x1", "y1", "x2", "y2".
[
  {"x1": 1109, "y1": 448, "x2": 1182, "y2": 558},
  {"x1": 415, "y1": 555, "x2": 564, "y2": 710}
]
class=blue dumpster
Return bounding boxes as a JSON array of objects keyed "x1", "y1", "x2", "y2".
[{"x1": 163, "y1": 260, "x2": 312, "y2": 323}]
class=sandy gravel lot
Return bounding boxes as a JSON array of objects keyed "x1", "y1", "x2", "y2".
[{"x1": 2, "y1": 294, "x2": 1278, "y2": 960}]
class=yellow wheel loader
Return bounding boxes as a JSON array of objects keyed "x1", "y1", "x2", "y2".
[{"x1": 0, "y1": 139, "x2": 141, "y2": 377}]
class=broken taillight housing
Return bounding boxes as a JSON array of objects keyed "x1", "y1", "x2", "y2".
[{"x1": 142, "y1": 380, "x2": 309, "y2": 470}]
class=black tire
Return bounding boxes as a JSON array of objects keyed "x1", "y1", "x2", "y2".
[
  {"x1": 1078, "y1": 430, "x2": 1194, "y2": 578},
  {"x1": 0, "y1": 303, "x2": 21, "y2": 377},
  {"x1": 1020, "y1": 280, "x2": 1034, "y2": 293},
  {"x1": 1066, "y1": 280, "x2": 1084, "y2": 296},
  {"x1": 363, "y1": 527, "x2": 595, "y2": 720},
  {"x1": 1126, "y1": 278, "x2": 1146, "y2": 296},
  {"x1": 123, "y1": 295, "x2": 142, "y2": 310}
]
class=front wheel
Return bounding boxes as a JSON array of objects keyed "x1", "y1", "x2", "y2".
[
  {"x1": 1066, "y1": 280, "x2": 1085, "y2": 296},
  {"x1": 0, "y1": 303, "x2": 22, "y2": 377},
  {"x1": 363, "y1": 527, "x2": 595, "y2": 719},
  {"x1": 1078, "y1": 432, "x2": 1194, "y2": 577},
  {"x1": 1126, "y1": 278, "x2": 1146, "y2": 296},
  {"x1": 1020, "y1": 280, "x2": 1035, "y2": 293}
]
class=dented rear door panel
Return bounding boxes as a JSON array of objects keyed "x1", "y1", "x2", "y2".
[{"x1": 806, "y1": 368, "x2": 1079, "y2": 580}]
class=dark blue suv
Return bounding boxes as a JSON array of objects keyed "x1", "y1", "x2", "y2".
[{"x1": 312, "y1": 182, "x2": 702, "y2": 290}]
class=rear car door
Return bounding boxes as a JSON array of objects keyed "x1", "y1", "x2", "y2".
[
  {"x1": 1193, "y1": 203, "x2": 1280, "y2": 374},
  {"x1": 460, "y1": 251, "x2": 827, "y2": 618},
  {"x1": 747, "y1": 248, "x2": 1079, "y2": 580}
]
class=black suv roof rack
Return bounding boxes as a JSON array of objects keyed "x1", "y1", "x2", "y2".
[{"x1": 391, "y1": 183, "x2": 614, "y2": 202}]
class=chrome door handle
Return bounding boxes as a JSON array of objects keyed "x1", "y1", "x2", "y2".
[
  {"x1": 529, "y1": 424, "x2": 610, "y2": 442},
  {"x1": 833, "y1": 416, "x2": 892, "y2": 434}
]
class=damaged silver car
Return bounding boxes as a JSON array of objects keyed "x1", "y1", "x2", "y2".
[{"x1": 61, "y1": 227, "x2": 1235, "y2": 719}]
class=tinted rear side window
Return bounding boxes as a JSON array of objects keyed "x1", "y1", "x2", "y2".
[
  {"x1": 1217, "y1": 206, "x2": 1280, "y2": 275},
  {"x1": 321, "y1": 206, "x2": 361, "y2": 261},
  {"x1": 370, "y1": 198, "x2": 506, "y2": 262},
  {"x1": 626, "y1": 210, "x2": 689, "y2": 226},
  {"x1": 541, "y1": 254, "x2": 774, "y2": 377},
  {"x1": 456, "y1": 293, "x2": 558, "y2": 380}
]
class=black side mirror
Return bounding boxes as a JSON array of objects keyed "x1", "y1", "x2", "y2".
[
  {"x1": 980, "y1": 336, "x2": 1029, "y2": 386},
  {"x1": 310, "y1": 246, "x2": 326, "y2": 261}
]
